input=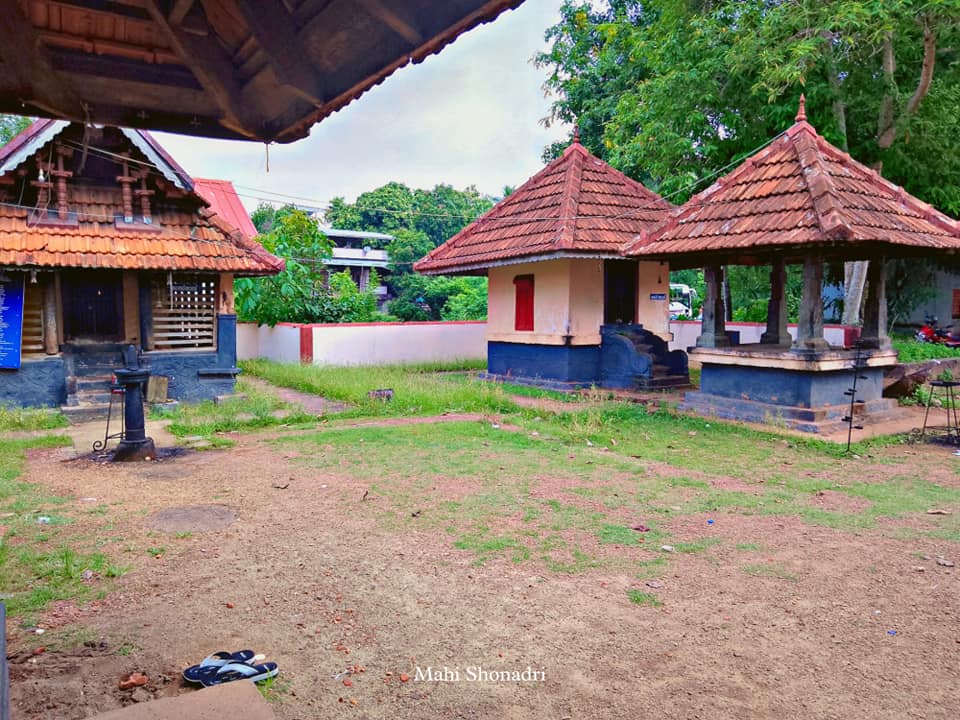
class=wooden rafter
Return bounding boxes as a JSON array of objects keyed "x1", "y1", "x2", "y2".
[
  {"x1": 0, "y1": 1, "x2": 85, "y2": 119},
  {"x1": 235, "y1": 0, "x2": 326, "y2": 106},
  {"x1": 143, "y1": 0, "x2": 261, "y2": 139},
  {"x1": 168, "y1": 0, "x2": 196, "y2": 25},
  {"x1": 358, "y1": 0, "x2": 423, "y2": 45}
]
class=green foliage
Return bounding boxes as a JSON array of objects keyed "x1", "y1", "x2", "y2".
[
  {"x1": 0, "y1": 114, "x2": 31, "y2": 146},
  {"x1": 0, "y1": 407, "x2": 68, "y2": 432},
  {"x1": 236, "y1": 208, "x2": 379, "y2": 325},
  {"x1": 322, "y1": 182, "x2": 494, "y2": 321},
  {"x1": 155, "y1": 379, "x2": 317, "y2": 441},
  {"x1": 626, "y1": 590, "x2": 662, "y2": 607},
  {"x1": 0, "y1": 434, "x2": 127, "y2": 620},
  {"x1": 892, "y1": 334, "x2": 960, "y2": 363},
  {"x1": 241, "y1": 359, "x2": 511, "y2": 418},
  {"x1": 537, "y1": 1, "x2": 960, "y2": 212},
  {"x1": 390, "y1": 274, "x2": 488, "y2": 322},
  {"x1": 441, "y1": 279, "x2": 488, "y2": 321},
  {"x1": 325, "y1": 182, "x2": 494, "y2": 248}
]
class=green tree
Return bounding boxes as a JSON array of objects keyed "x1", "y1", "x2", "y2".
[
  {"x1": 0, "y1": 114, "x2": 31, "y2": 146},
  {"x1": 537, "y1": 1, "x2": 960, "y2": 323},
  {"x1": 235, "y1": 209, "x2": 334, "y2": 325},
  {"x1": 441, "y1": 278, "x2": 489, "y2": 321},
  {"x1": 322, "y1": 182, "x2": 494, "y2": 320}
]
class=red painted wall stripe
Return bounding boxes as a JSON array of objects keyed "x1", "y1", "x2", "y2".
[{"x1": 299, "y1": 326, "x2": 313, "y2": 364}]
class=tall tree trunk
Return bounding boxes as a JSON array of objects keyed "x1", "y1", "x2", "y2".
[{"x1": 843, "y1": 18, "x2": 938, "y2": 326}]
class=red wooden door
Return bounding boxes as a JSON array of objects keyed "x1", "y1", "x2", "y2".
[{"x1": 514, "y1": 275, "x2": 534, "y2": 331}]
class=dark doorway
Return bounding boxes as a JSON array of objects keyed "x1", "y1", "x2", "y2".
[
  {"x1": 62, "y1": 271, "x2": 123, "y2": 341},
  {"x1": 604, "y1": 260, "x2": 637, "y2": 324}
]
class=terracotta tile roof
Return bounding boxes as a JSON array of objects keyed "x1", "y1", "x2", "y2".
[
  {"x1": 624, "y1": 97, "x2": 960, "y2": 266},
  {"x1": 415, "y1": 138, "x2": 672, "y2": 274},
  {"x1": 0, "y1": 122, "x2": 283, "y2": 276},
  {"x1": 193, "y1": 178, "x2": 258, "y2": 238}
]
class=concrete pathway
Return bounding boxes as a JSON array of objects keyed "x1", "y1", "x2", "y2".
[
  {"x1": 62, "y1": 417, "x2": 178, "y2": 459},
  {"x1": 242, "y1": 376, "x2": 349, "y2": 415}
]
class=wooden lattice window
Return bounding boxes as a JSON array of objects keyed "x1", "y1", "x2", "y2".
[
  {"x1": 952, "y1": 289, "x2": 960, "y2": 319},
  {"x1": 21, "y1": 280, "x2": 44, "y2": 356},
  {"x1": 151, "y1": 274, "x2": 217, "y2": 351}
]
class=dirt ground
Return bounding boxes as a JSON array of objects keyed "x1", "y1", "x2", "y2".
[{"x1": 6, "y1": 418, "x2": 960, "y2": 720}]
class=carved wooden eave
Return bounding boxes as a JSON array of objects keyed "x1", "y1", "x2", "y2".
[{"x1": 0, "y1": 0, "x2": 524, "y2": 143}]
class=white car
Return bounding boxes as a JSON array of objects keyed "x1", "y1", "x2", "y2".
[{"x1": 669, "y1": 301, "x2": 691, "y2": 319}]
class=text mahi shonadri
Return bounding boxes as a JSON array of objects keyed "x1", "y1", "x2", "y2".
[{"x1": 414, "y1": 666, "x2": 545, "y2": 682}]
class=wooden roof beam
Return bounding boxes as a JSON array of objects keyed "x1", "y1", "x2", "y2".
[
  {"x1": 168, "y1": 0, "x2": 196, "y2": 25},
  {"x1": 357, "y1": 0, "x2": 423, "y2": 45},
  {"x1": 236, "y1": 0, "x2": 327, "y2": 107},
  {"x1": 0, "y1": 1, "x2": 87, "y2": 120},
  {"x1": 144, "y1": 0, "x2": 262, "y2": 140}
]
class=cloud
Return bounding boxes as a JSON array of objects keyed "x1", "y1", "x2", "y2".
[{"x1": 154, "y1": 0, "x2": 570, "y2": 212}]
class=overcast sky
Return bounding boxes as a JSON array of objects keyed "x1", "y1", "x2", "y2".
[{"x1": 153, "y1": 0, "x2": 570, "y2": 213}]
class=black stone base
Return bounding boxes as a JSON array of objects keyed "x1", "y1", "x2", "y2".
[
  {"x1": 680, "y1": 392, "x2": 899, "y2": 434},
  {"x1": 112, "y1": 437, "x2": 157, "y2": 461}
]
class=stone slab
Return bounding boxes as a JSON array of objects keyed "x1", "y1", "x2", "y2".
[{"x1": 85, "y1": 681, "x2": 275, "y2": 720}]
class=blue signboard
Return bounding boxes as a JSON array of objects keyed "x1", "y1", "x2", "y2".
[
  {"x1": 0, "y1": 274, "x2": 25, "y2": 369},
  {"x1": 649, "y1": 292, "x2": 667, "y2": 301}
]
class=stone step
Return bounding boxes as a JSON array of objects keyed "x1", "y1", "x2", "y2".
[
  {"x1": 61, "y1": 403, "x2": 113, "y2": 423},
  {"x1": 76, "y1": 375, "x2": 115, "y2": 390},
  {"x1": 73, "y1": 362, "x2": 122, "y2": 375},
  {"x1": 72, "y1": 391, "x2": 116, "y2": 405},
  {"x1": 636, "y1": 374, "x2": 692, "y2": 390}
]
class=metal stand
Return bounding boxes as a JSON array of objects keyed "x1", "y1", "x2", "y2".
[
  {"x1": 93, "y1": 379, "x2": 126, "y2": 452},
  {"x1": 921, "y1": 380, "x2": 960, "y2": 440},
  {"x1": 843, "y1": 341, "x2": 868, "y2": 452}
]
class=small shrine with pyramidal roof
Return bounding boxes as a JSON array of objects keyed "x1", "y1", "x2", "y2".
[
  {"x1": 416, "y1": 132, "x2": 690, "y2": 390},
  {"x1": 625, "y1": 96, "x2": 960, "y2": 431}
]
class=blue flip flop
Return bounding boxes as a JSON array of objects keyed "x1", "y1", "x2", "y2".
[
  {"x1": 199, "y1": 661, "x2": 279, "y2": 687},
  {"x1": 182, "y1": 650, "x2": 256, "y2": 683}
]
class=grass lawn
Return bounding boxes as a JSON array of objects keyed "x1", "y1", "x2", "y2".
[
  {"x1": 0, "y1": 433, "x2": 131, "y2": 621},
  {"x1": 4, "y1": 361, "x2": 960, "y2": 719}
]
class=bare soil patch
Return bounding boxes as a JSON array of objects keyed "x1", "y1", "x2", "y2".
[
  {"x1": 147, "y1": 505, "x2": 239, "y2": 533},
  {"x1": 7, "y1": 434, "x2": 960, "y2": 720}
]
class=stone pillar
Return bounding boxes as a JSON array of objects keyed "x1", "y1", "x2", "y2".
[
  {"x1": 760, "y1": 257, "x2": 790, "y2": 346},
  {"x1": 697, "y1": 264, "x2": 730, "y2": 348},
  {"x1": 794, "y1": 255, "x2": 829, "y2": 352},
  {"x1": 42, "y1": 277, "x2": 58, "y2": 355},
  {"x1": 861, "y1": 256, "x2": 891, "y2": 349}
]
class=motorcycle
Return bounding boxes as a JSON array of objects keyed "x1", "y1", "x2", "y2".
[{"x1": 916, "y1": 315, "x2": 960, "y2": 347}]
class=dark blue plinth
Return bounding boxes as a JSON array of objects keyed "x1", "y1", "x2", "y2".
[
  {"x1": 699, "y1": 363, "x2": 884, "y2": 407},
  {"x1": 487, "y1": 341, "x2": 600, "y2": 386},
  {"x1": 0, "y1": 356, "x2": 67, "y2": 408},
  {"x1": 682, "y1": 357, "x2": 898, "y2": 432}
]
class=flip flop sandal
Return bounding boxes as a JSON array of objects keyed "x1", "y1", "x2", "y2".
[
  {"x1": 199, "y1": 661, "x2": 279, "y2": 687},
  {"x1": 182, "y1": 650, "x2": 257, "y2": 683}
]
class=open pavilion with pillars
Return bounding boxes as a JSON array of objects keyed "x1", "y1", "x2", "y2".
[{"x1": 625, "y1": 98, "x2": 960, "y2": 432}]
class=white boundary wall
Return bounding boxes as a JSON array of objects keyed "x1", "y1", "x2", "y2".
[
  {"x1": 237, "y1": 321, "x2": 486, "y2": 366},
  {"x1": 236, "y1": 323, "x2": 301, "y2": 364}
]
